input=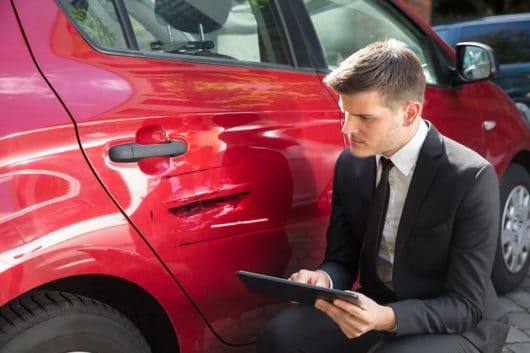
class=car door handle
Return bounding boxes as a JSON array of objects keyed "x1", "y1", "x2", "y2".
[
  {"x1": 483, "y1": 120, "x2": 496, "y2": 130},
  {"x1": 109, "y1": 141, "x2": 187, "y2": 163}
]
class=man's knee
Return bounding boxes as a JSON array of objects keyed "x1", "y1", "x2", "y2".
[
  {"x1": 256, "y1": 306, "x2": 312, "y2": 353},
  {"x1": 257, "y1": 318, "x2": 295, "y2": 353},
  {"x1": 257, "y1": 305, "x2": 335, "y2": 353}
]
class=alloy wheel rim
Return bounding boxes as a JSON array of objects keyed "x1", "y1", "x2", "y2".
[{"x1": 501, "y1": 185, "x2": 530, "y2": 273}]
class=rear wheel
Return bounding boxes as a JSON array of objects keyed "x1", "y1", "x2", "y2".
[
  {"x1": 492, "y1": 164, "x2": 530, "y2": 294},
  {"x1": 0, "y1": 291, "x2": 151, "y2": 353}
]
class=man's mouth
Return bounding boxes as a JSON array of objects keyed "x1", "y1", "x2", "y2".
[{"x1": 349, "y1": 136, "x2": 364, "y2": 145}]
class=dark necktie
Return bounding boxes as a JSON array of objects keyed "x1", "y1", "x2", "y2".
[{"x1": 360, "y1": 157, "x2": 394, "y2": 290}]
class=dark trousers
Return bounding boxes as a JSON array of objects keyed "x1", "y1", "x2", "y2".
[{"x1": 257, "y1": 304, "x2": 480, "y2": 353}]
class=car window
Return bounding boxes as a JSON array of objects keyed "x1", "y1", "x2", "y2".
[
  {"x1": 460, "y1": 21, "x2": 530, "y2": 64},
  {"x1": 58, "y1": 0, "x2": 128, "y2": 49},
  {"x1": 302, "y1": 0, "x2": 439, "y2": 85},
  {"x1": 59, "y1": 0, "x2": 291, "y2": 65}
]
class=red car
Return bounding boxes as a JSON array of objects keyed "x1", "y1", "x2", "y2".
[{"x1": 1, "y1": 0, "x2": 529, "y2": 352}]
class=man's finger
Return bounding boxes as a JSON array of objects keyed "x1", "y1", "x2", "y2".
[
  {"x1": 289, "y1": 269, "x2": 312, "y2": 283},
  {"x1": 315, "y1": 299, "x2": 356, "y2": 322},
  {"x1": 332, "y1": 298, "x2": 366, "y2": 315},
  {"x1": 315, "y1": 299, "x2": 364, "y2": 338}
]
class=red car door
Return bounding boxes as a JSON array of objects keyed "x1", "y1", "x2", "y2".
[{"x1": 13, "y1": 0, "x2": 343, "y2": 344}]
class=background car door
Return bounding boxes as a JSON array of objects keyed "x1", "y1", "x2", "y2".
[{"x1": 13, "y1": 0, "x2": 344, "y2": 344}]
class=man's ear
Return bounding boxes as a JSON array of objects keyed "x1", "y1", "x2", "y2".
[{"x1": 402, "y1": 101, "x2": 422, "y2": 126}]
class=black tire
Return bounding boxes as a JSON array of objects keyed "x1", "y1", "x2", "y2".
[
  {"x1": 492, "y1": 164, "x2": 530, "y2": 294},
  {"x1": 0, "y1": 291, "x2": 151, "y2": 353}
]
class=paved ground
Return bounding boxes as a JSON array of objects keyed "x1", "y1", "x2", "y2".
[{"x1": 501, "y1": 269, "x2": 530, "y2": 353}]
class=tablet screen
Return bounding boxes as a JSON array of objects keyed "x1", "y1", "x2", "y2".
[{"x1": 237, "y1": 270, "x2": 360, "y2": 305}]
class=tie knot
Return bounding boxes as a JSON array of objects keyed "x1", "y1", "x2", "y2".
[
  {"x1": 380, "y1": 158, "x2": 393, "y2": 173},
  {"x1": 378, "y1": 157, "x2": 393, "y2": 187}
]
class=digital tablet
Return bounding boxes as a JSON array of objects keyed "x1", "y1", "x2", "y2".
[{"x1": 237, "y1": 270, "x2": 360, "y2": 305}]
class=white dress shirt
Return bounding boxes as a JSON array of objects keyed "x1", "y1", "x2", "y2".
[{"x1": 375, "y1": 120, "x2": 429, "y2": 289}]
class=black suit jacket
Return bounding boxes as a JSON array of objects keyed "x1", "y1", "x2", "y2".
[{"x1": 320, "y1": 124, "x2": 509, "y2": 353}]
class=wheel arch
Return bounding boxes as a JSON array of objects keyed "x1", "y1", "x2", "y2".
[
  {"x1": 511, "y1": 150, "x2": 530, "y2": 177},
  {"x1": 36, "y1": 274, "x2": 179, "y2": 353}
]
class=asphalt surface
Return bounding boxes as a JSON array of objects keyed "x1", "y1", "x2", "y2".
[{"x1": 501, "y1": 269, "x2": 530, "y2": 353}]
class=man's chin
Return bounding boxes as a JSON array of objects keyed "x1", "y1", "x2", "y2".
[{"x1": 349, "y1": 146, "x2": 375, "y2": 158}]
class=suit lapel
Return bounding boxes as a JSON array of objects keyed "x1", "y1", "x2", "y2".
[{"x1": 394, "y1": 125, "x2": 444, "y2": 258}]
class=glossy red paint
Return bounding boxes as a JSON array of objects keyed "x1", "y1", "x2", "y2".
[
  {"x1": 12, "y1": 0, "x2": 342, "y2": 344},
  {"x1": 5, "y1": 0, "x2": 341, "y2": 349},
  {"x1": 2, "y1": 0, "x2": 530, "y2": 352},
  {"x1": 0, "y1": 2, "x2": 223, "y2": 352}
]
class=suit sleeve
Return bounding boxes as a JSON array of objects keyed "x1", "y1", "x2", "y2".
[
  {"x1": 319, "y1": 152, "x2": 361, "y2": 290},
  {"x1": 389, "y1": 164, "x2": 500, "y2": 335}
]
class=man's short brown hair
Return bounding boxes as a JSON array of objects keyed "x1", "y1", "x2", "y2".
[{"x1": 323, "y1": 39, "x2": 426, "y2": 108}]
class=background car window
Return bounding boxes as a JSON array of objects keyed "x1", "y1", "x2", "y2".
[
  {"x1": 58, "y1": 0, "x2": 128, "y2": 49},
  {"x1": 460, "y1": 22, "x2": 530, "y2": 64},
  {"x1": 434, "y1": 28, "x2": 449, "y2": 43},
  {"x1": 302, "y1": 0, "x2": 438, "y2": 85},
  {"x1": 124, "y1": 0, "x2": 290, "y2": 64}
]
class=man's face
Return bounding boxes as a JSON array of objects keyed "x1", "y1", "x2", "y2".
[{"x1": 339, "y1": 91, "x2": 408, "y2": 158}]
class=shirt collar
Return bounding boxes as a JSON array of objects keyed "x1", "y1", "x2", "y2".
[{"x1": 377, "y1": 119, "x2": 429, "y2": 176}]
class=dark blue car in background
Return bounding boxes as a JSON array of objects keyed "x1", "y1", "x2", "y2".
[{"x1": 433, "y1": 13, "x2": 530, "y2": 123}]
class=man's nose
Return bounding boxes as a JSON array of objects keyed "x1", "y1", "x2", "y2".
[{"x1": 341, "y1": 115, "x2": 359, "y2": 134}]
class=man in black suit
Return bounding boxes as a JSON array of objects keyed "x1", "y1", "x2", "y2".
[{"x1": 257, "y1": 39, "x2": 509, "y2": 353}]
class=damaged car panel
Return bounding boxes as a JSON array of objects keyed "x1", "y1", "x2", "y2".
[{"x1": 2, "y1": 0, "x2": 530, "y2": 352}]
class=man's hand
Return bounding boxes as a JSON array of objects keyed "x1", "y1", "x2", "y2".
[
  {"x1": 314, "y1": 293, "x2": 396, "y2": 338},
  {"x1": 288, "y1": 269, "x2": 330, "y2": 288}
]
